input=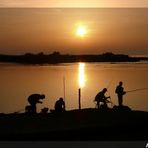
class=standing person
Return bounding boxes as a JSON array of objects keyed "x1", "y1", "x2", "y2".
[
  {"x1": 54, "y1": 97, "x2": 65, "y2": 113},
  {"x1": 94, "y1": 88, "x2": 110, "y2": 109},
  {"x1": 115, "y1": 81, "x2": 126, "y2": 107},
  {"x1": 27, "y1": 94, "x2": 45, "y2": 113}
]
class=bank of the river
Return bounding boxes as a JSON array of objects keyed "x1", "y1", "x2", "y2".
[{"x1": 0, "y1": 108, "x2": 147, "y2": 140}]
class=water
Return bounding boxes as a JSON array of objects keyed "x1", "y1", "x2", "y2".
[{"x1": 0, "y1": 62, "x2": 148, "y2": 113}]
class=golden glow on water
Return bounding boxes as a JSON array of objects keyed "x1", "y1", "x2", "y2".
[
  {"x1": 0, "y1": 63, "x2": 148, "y2": 113},
  {"x1": 78, "y1": 63, "x2": 85, "y2": 88}
]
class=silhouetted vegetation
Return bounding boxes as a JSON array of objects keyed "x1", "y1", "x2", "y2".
[{"x1": 0, "y1": 52, "x2": 143, "y2": 64}]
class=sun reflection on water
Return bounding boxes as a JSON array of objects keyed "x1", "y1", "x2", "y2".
[{"x1": 78, "y1": 63, "x2": 85, "y2": 88}]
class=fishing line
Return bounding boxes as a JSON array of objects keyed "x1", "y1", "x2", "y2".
[{"x1": 126, "y1": 88, "x2": 148, "y2": 93}]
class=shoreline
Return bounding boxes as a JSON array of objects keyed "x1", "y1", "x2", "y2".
[
  {"x1": 0, "y1": 52, "x2": 144, "y2": 64},
  {"x1": 0, "y1": 108, "x2": 148, "y2": 140}
]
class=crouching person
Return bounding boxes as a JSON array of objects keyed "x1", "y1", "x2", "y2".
[
  {"x1": 25, "y1": 93, "x2": 45, "y2": 114},
  {"x1": 54, "y1": 97, "x2": 65, "y2": 113}
]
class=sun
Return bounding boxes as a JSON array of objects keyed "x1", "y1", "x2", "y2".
[{"x1": 76, "y1": 26, "x2": 87, "y2": 37}]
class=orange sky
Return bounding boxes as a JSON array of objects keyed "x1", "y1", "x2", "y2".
[
  {"x1": 0, "y1": 0, "x2": 148, "y2": 7},
  {"x1": 0, "y1": 8, "x2": 148, "y2": 55}
]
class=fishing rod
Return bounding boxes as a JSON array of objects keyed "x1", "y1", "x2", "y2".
[{"x1": 126, "y1": 87, "x2": 148, "y2": 93}]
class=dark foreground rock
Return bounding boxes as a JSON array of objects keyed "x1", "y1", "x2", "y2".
[{"x1": 0, "y1": 108, "x2": 147, "y2": 141}]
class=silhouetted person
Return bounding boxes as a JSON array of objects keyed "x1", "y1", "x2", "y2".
[
  {"x1": 27, "y1": 94, "x2": 45, "y2": 114},
  {"x1": 54, "y1": 97, "x2": 65, "y2": 113},
  {"x1": 94, "y1": 88, "x2": 110, "y2": 109},
  {"x1": 115, "y1": 81, "x2": 126, "y2": 106}
]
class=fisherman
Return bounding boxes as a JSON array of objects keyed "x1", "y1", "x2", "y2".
[
  {"x1": 94, "y1": 88, "x2": 110, "y2": 109},
  {"x1": 27, "y1": 93, "x2": 45, "y2": 114},
  {"x1": 54, "y1": 97, "x2": 65, "y2": 113},
  {"x1": 115, "y1": 81, "x2": 126, "y2": 107}
]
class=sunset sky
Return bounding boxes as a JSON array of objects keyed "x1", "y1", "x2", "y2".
[
  {"x1": 0, "y1": 0, "x2": 148, "y2": 8},
  {"x1": 0, "y1": 1, "x2": 148, "y2": 55}
]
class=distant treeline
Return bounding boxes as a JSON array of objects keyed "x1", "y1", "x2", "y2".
[{"x1": 0, "y1": 52, "x2": 145, "y2": 64}]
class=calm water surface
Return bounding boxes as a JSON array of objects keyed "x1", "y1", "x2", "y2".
[{"x1": 0, "y1": 62, "x2": 148, "y2": 113}]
